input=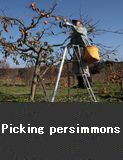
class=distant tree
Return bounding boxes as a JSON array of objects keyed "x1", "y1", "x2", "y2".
[
  {"x1": 0, "y1": 59, "x2": 10, "y2": 68},
  {"x1": 105, "y1": 62, "x2": 123, "y2": 92}
]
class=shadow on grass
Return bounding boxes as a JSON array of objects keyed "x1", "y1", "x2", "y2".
[
  {"x1": 0, "y1": 92, "x2": 30, "y2": 102},
  {"x1": 98, "y1": 92, "x2": 123, "y2": 102},
  {"x1": 0, "y1": 91, "x2": 49, "y2": 102}
]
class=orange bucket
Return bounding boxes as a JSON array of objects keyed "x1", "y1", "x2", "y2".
[{"x1": 83, "y1": 45, "x2": 100, "y2": 64}]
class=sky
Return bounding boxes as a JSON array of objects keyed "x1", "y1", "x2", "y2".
[{"x1": 0, "y1": 0, "x2": 123, "y2": 67}]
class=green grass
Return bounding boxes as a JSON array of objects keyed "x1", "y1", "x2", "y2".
[{"x1": 0, "y1": 81, "x2": 123, "y2": 102}]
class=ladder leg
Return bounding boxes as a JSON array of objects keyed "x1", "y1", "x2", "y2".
[
  {"x1": 51, "y1": 47, "x2": 68, "y2": 102},
  {"x1": 80, "y1": 69, "x2": 97, "y2": 102},
  {"x1": 67, "y1": 61, "x2": 71, "y2": 101},
  {"x1": 72, "y1": 45, "x2": 97, "y2": 102}
]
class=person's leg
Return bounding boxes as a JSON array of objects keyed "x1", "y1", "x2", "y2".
[
  {"x1": 82, "y1": 63, "x2": 92, "y2": 87},
  {"x1": 76, "y1": 75, "x2": 86, "y2": 88},
  {"x1": 72, "y1": 49, "x2": 80, "y2": 88},
  {"x1": 72, "y1": 46, "x2": 92, "y2": 88},
  {"x1": 79, "y1": 47, "x2": 92, "y2": 87}
]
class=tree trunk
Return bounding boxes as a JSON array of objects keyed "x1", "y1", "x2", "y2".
[{"x1": 30, "y1": 53, "x2": 41, "y2": 101}]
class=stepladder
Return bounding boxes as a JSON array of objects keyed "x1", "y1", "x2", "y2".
[{"x1": 51, "y1": 45, "x2": 97, "y2": 102}]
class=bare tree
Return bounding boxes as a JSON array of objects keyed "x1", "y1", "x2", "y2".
[{"x1": 0, "y1": 2, "x2": 67, "y2": 101}]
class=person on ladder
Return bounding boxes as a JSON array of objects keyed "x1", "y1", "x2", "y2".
[{"x1": 63, "y1": 19, "x2": 92, "y2": 88}]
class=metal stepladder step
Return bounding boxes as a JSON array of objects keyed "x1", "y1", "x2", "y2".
[
  {"x1": 72, "y1": 45, "x2": 97, "y2": 102},
  {"x1": 51, "y1": 45, "x2": 97, "y2": 102}
]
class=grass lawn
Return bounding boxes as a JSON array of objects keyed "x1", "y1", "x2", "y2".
[{"x1": 0, "y1": 81, "x2": 123, "y2": 102}]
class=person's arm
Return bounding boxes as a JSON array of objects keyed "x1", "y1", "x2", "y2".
[
  {"x1": 65, "y1": 21, "x2": 73, "y2": 26},
  {"x1": 65, "y1": 21, "x2": 87, "y2": 36},
  {"x1": 63, "y1": 20, "x2": 75, "y2": 28}
]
